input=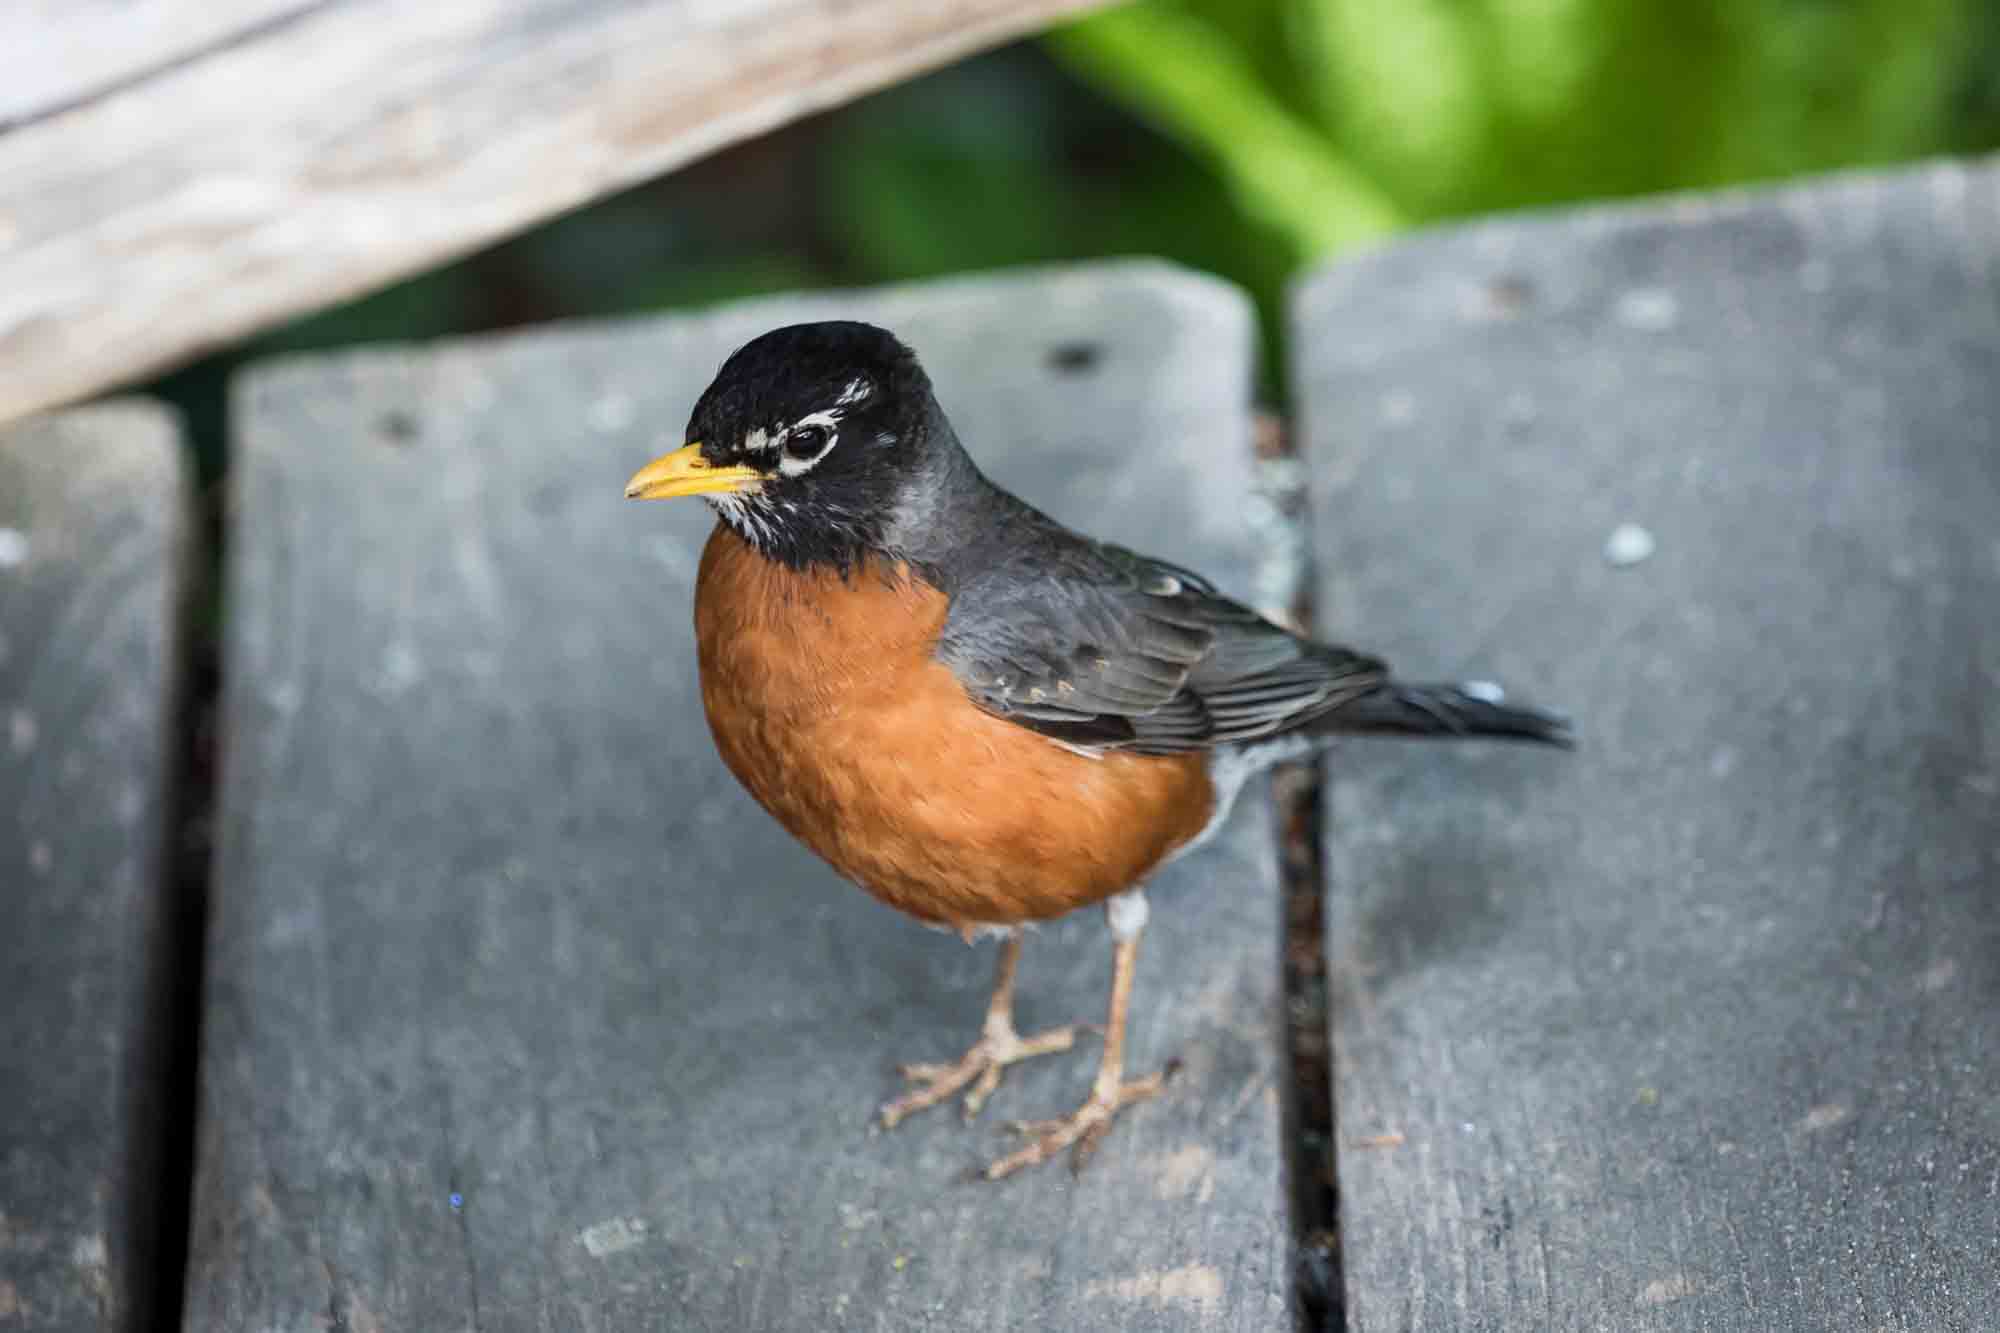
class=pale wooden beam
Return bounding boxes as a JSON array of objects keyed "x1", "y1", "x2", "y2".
[
  {"x1": 0, "y1": 1, "x2": 313, "y2": 129},
  {"x1": 0, "y1": 0, "x2": 1112, "y2": 428}
]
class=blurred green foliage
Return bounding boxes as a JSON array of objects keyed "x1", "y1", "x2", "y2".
[
  {"x1": 828, "y1": 0, "x2": 2000, "y2": 391},
  {"x1": 1051, "y1": 0, "x2": 1997, "y2": 257}
]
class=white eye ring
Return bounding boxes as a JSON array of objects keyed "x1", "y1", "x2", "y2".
[{"x1": 776, "y1": 410, "x2": 841, "y2": 476}]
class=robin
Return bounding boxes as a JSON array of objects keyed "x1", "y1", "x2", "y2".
[{"x1": 625, "y1": 321, "x2": 1568, "y2": 1179}]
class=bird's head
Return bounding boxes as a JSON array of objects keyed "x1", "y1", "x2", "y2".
[{"x1": 625, "y1": 321, "x2": 952, "y2": 571}]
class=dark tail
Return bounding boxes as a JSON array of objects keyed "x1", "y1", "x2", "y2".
[{"x1": 1319, "y1": 680, "x2": 1573, "y2": 747}]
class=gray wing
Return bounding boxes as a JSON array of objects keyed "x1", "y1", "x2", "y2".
[{"x1": 934, "y1": 540, "x2": 1387, "y2": 755}]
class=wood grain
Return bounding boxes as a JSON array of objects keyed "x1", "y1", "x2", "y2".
[
  {"x1": 0, "y1": 0, "x2": 1111, "y2": 430},
  {"x1": 0, "y1": 2, "x2": 314, "y2": 129},
  {"x1": 1297, "y1": 157, "x2": 2000, "y2": 1330},
  {"x1": 0, "y1": 402, "x2": 191, "y2": 1331},
  {"x1": 187, "y1": 263, "x2": 1291, "y2": 1330}
]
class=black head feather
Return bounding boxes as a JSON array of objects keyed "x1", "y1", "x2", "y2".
[{"x1": 684, "y1": 322, "x2": 950, "y2": 571}]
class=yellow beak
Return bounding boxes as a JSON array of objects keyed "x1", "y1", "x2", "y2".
[{"x1": 623, "y1": 443, "x2": 763, "y2": 500}]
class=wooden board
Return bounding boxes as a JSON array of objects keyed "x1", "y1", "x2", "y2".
[
  {"x1": 186, "y1": 264, "x2": 1292, "y2": 1330},
  {"x1": 1297, "y1": 157, "x2": 2000, "y2": 1330},
  {"x1": 0, "y1": 2, "x2": 309, "y2": 129},
  {"x1": 0, "y1": 402, "x2": 191, "y2": 1329},
  {"x1": 0, "y1": 0, "x2": 1112, "y2": 430}
]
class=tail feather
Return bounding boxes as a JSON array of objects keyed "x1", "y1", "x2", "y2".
[{"x1": 1318, "y1": 680, "x2": 1573, "y2": 747}]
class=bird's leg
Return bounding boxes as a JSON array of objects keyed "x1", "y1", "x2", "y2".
[
  {"x1": 984, "y1": 891, "x2": 1175, "y2": 1180},
  {"x1": 878, "y1": 929, "x2": 1086, "y2": 1129}
]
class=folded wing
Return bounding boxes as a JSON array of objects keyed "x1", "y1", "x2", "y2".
[{"x1": 936, "y1": 540, "x2": 1386, "y2": 755}]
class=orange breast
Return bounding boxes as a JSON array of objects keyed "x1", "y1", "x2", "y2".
[{"x1": 693, "y1": 524, "x2": 1214, "y2": 929}]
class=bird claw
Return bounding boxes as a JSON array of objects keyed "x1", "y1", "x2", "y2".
[
  {"x1": 983, "y1": 1065, "x2": 1175, "y2": 1180},
  {"x1": 877, "y1": 1023, "x2": 1086, "y2": 1130},
  {"x1": 961, "y1": 1062, "x2": 1006, "y2": 1121}
]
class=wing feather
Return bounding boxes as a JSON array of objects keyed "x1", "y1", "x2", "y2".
[{"x1": 935, "y1": 538, "x2": 1385, "y2": 755}]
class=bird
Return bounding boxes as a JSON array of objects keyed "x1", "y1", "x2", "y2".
[{"x1": 625, "y1": 320, "x2": 1569, "y2": 1179}]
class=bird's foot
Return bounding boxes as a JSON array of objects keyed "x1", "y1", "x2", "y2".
[
  {"x1": 878, "y1": 1022, "x2": 1090, "y2": 1129},
  {"x1": 982, "y1": 1061, "x2": 1178, "y2": 1180}
]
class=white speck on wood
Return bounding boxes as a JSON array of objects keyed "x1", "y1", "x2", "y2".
[
  {"x1": 8, "y1": 707, "x2": 35, "y2": 753},
  {"x1": 1604, "y1": 522, "x2": 1656, "y2": 567},
  {"x1": 1085, "y1": 1264, "x2": 1224, "y2": 1318},
  {"x1": 1151, "y1": 1144, "x2": 1216, "y2": 1203},
  {"x1": 374, "y1": 642, "x2": 422, "y2": 694},
  {"x1": 1616, "y1": 288, "x2": 1678, "y2": 330},
  {"x1": 0, "y1": 527, "x2": 28, "y2": 566},
  {"x1": 71, "y1": 1232, "x2": 112, "y2": 1306},
  {"x1": 589, "y1": 393, "x2": 634, "y2": 433},
  {"x1": 577, "y1": 1216, "x2": 649, "y2": 1258},
  {"x1": 1636, "y1": 1274, "x2": 1696, "y2": 1306}
]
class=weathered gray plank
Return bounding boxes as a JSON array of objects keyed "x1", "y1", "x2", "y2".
[
  {"x1": 188, "y1": 263, "x2": 1290, "y2": 1330},
  {"x1": 0, "y1": 402, "x2": 190, "y2": 1329},
  {"x1": 1298, "y1": 158, "x2": 2000, "y2": 1330},
  {"x1": 0, "y1": 0, "x2": 1112, "y2": 431}
]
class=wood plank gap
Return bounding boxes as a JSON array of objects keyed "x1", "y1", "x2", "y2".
[
  {"x1": 147, "y1": 460, "x2": 224, "y2": 1333},
  {"x1": 1249, "y1": 412, "x2": 1344, "y2": 1332},
  {"x1": 1275, "y1": 757, "x2": 1336, "y2": 1332}
]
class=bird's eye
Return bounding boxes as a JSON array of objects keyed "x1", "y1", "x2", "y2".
[{"x1": 784, "y1": 424, "x2": 832, "y2": 461}]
